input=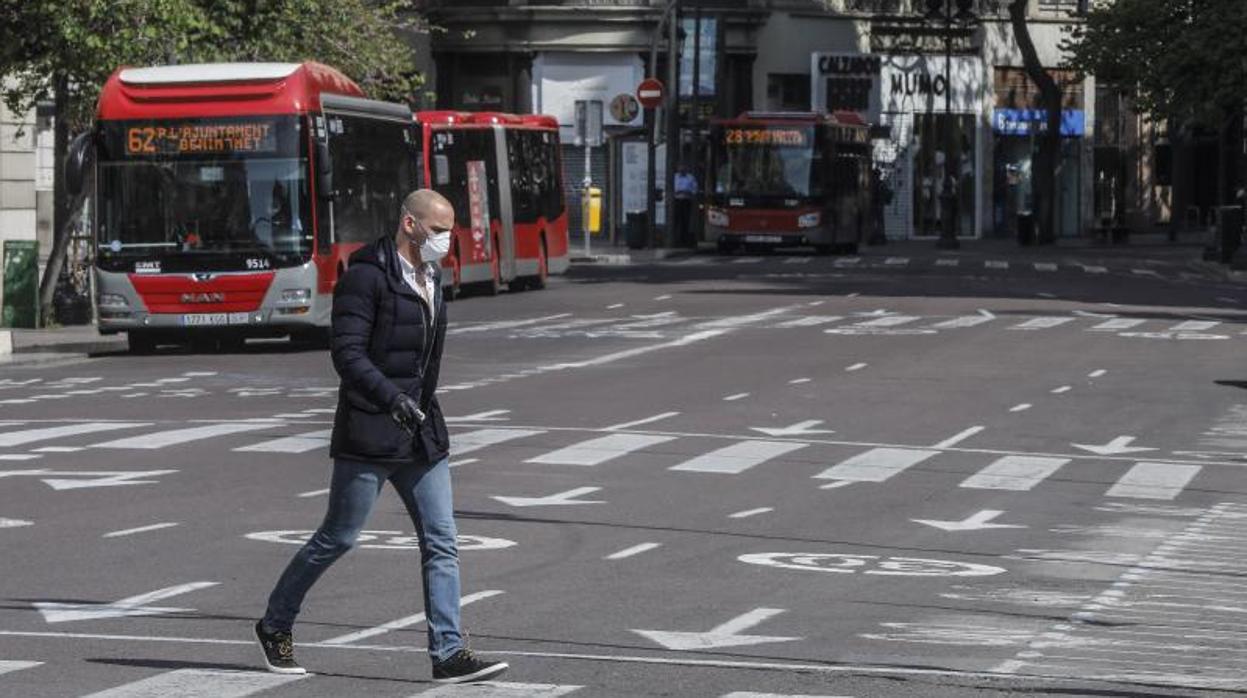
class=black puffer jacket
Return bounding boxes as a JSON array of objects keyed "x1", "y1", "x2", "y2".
[{"x1": 329, "y1": 235, "x2": 449, "y2": 465}]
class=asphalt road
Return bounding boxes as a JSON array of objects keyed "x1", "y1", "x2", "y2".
[{"x1": 3, "y1": 249, "x2": 1247, "y2": 697}]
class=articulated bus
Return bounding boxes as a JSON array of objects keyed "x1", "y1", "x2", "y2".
[
  {"x1": 705, "y1": 111, "x2": 872, "y2": 254},
  {"x1": 73, "y1": 62, "x2": 566, "y2": 352},
  {"x1": 419, "y1": 111, "x2": 569, "y2": 298}
]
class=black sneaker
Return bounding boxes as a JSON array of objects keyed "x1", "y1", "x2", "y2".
[
  {"x1": 432, "y1": 648, "x2": 508, "y2": 683},
  {"x1": 254, "y1": 620, "x2": 307, "y2": 675}
]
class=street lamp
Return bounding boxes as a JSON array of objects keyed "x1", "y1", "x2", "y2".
[{"x1": 921, "y1": 0, "x2": 977, "y2": 250}]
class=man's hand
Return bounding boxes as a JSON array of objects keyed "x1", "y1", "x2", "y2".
[{"x1": 390, "y1": 394, "x2": 425, "y2": 437}]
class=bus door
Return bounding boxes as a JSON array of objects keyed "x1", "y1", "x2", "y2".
[{"x1": 491, "y1": 124, "x2": 517, "y2": 281}]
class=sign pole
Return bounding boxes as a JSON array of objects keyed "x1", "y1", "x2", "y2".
[{"x1": 637, "y1": 78, "x2": 666, "y2": 249}]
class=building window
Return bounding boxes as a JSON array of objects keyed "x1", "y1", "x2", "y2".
[{"x1": 766, "y1": 74, "x2": 810, "y2": 112}]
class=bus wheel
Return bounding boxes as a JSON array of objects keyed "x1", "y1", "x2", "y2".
[
  {"x1": 128, "y1": 331, "x2": 157, "y2": 354},
  {"x1": 484, "y1": 240, "x2": 502, "y2": 296}
]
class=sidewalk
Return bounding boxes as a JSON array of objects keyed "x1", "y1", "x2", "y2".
[{"x1": 0, "y1": 325, "x2": 126, "y2": 366}]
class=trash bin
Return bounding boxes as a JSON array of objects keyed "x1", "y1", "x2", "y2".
[
  {"x1": 1016, "y1": 212, "x2": 1035, "y2": 246},
  {"x1": 1216, "y1": 206, "x2": 1243, "y2": 264},
  {"x1": 581, "y1": 186, "x2": 602, "y2": 235},
  {"x1": 626, "y1": 211, "x2": 648, "y2": 250}
]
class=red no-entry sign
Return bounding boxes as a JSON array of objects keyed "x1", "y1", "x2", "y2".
[{"x1": 636, "y1": 78, "x2": 665, "y2": 109}]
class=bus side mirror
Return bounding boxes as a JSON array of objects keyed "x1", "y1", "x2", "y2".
[
  {"x1": 316, "y1": 140, "x2": 334, "y2": 199},
  {"x1": 65, "y1": 131, "x2": 94, "y2": 197}
]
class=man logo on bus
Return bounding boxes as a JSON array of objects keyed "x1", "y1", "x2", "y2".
[{"x1": 181, "y1": 292, "x2": 225, "y2": 304}]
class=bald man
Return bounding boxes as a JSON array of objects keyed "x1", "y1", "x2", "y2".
[{"x1": 255, "y1": 190, "x2": 508, "y2": 684}]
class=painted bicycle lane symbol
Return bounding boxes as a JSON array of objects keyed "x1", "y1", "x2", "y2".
[
  {"x1": 739, "y1": 552, "x2": 1005, "y2": 577},
  {"x1": 246, "y1": 530, "x2": 516, "y2": 551}
]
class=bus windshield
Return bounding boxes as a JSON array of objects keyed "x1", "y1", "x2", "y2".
[
  {"x1": 96, "y1": 116, "x2": 311, "y2": 272},
  {"x1": 711, "y1": 125, "x2": 821, "y2": 201}
]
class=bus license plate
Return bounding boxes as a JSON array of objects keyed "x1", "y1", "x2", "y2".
[
  {"x1": 745, "y1": 235, "x2": 783, "y2": 243},
  {"x1": 182, "y1": 313, "x2": 249, "y2": 326}
]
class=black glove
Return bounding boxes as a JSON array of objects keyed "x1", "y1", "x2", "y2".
[{"x1": 390, "y1": 394, "x2": 425, "y2": 437}]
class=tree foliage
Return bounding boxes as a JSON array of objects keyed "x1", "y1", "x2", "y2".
[
  {"x1": 1065, "y1": 0, "x2": 1247, "y2": 128},
  {"x1": 0, "y1": 0, "x2": 422, "y2": 129}
]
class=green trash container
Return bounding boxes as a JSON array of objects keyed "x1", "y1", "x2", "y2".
[{"x1": 2, "y1": 240, "x2": 39, "y2": 328}]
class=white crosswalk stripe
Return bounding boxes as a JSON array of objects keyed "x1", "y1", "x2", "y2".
[
  {"x1": 410, "y1": 683, "x2": 582, "y2": 697},
  {"x1": 927, "y1": 315, "x2": 994, "y2": 329},
  {"x1": 0, "y1": 660, "x2": 40, "y2": 677},
  {"x1": 1090, "y1": 318, "x2": 1146, "y2": 331},
  {"x1": 782, "y1": 257, "x2": 812, "y2": 264},
  {"x1": 935, "y1": 258, "x2": 959, "y2": 266},
  {"x1": 92, "y1": 423, "x2": 278, "y2": 449},
  {"x1": 985, "y1": 260, "x2": 1009, "y2": 269},
  {"x1": 1010, "y1": 317, "x2": 1074, "y2": 330},
  {"x1": 1168, "y1": 320, "x2": 1219, "y2": 332},
  {"x1": 960, "y1": 456, "x2": 1070, "y2": 491},
  {"x1": 721, "y1": 693, "x2": 853, "y2": 698},
  {"x1": 1106, "y1": 462, "x2": 1202, "y2": 500},
  {"x1": 814, "y1": 447, "x2": 939, "y2": 482},
  {"x1": 670, "y1": 440, "x2": 808, "y2": 474},
  {"x1": 883, "y1": 257, "x2": 909, "y2": 266},
  {"x1": 776, "y1": 316, "x2": 843, "y2": 328},
  {"x1": 452, "y1": 428, "x2": 546, "y2": 456},
  {"x1": 1034, "y1": 262, "x2": 1058, "y2": 272},
  {"x1": 0, "y1": 422, "x2": 151, "y2": 448},
  {"x1": 449, "y1": 314, "x2": 572, "y2": 335},
  {"x1": 81, "y1": 669, "x2": 304, "y2": 698},
  {"x1": 833, "y1": 257, "x2": 861, "y2": 266},
  {"x1": 527, "y1": 433, "x2": 676, "y2": 466},
  {"x1": 234, "y1": 429, "x2": 332, "y2": 453},
  {"x1": 732, "y1": 256, "x2": 764, "y2": 264}
]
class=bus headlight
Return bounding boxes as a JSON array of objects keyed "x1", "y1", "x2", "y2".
[
  {"x1": 98, "y1": 293, "x2": 129, "y2": 308},
  {"x1": 707, "y1": 209, "x2": 730, "y2": 227},
  {"x1": 281, "y1": 288, "x2": 311, "y2": 304},
  {"x1": 797, "y1": 212, "x2": 821, "y2": 229}
]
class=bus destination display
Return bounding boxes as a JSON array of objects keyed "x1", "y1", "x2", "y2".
[
  {"x1": 125, "y1": 122, "x2": 277, "y2": 156},
  {"x1": 723, "y1": 128, "x2": 808, "y2": 147}
]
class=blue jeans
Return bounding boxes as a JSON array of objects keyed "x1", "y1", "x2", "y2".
[{"x1": 262, "y1": 456, "x2": 463, "y2": 662}]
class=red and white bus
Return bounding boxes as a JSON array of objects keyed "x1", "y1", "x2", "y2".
[
  {"x1": 418, "y1": 111, "x2": 569, "y2": 297},
  {"x1": 705, "y1": 111, "x2": 872, "y2": 254},
  {"x1": 74, "y1": 63, "x2": 567, "y2": 352},
  {"x1": 79, "y1": 61, "x2": 418, "y2": 351}
]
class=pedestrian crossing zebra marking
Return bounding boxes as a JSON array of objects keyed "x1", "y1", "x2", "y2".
[
  {"x1": 670, "y1": 441, "x2": 808, "y2": 475},
  {"x1": 452, "y1": 429, "x2": 547, "y2": 456},
  {"x1": 234, "y1": 429, "x2": 332, "y2": 454},
  {"x1": 1106, "y1": 463, "x2": 1202, "y2": 500},
  {"x1": 0, "y1": 660, "x2": 40, "y2": 677},
  {"x1": 412, "y1": 683, "x2": 582, "y2": 697},
  {"x1": 960, "y1": 456, "x2": 1071, "y2": 491},
  {"x1": 81, "y1": 668, "x2": 304, "y2": 698},
  {"x1": 92, "y1": 423, "x2": 277, "y2": 450},
  {"x1": 526, "y1": 433, "x2": 676, "y2": 466},
  {"x1": 1010, "y1": 317, "x2": 1074, "y2": 330},
  {"x1": 814, "y1": 448, "x2": 939, "y2": 483},
  {"x1": 0, "y1": 423, "x2": 152, "y2": 448}
]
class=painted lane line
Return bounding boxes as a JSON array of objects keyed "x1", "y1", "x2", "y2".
[
  {"x1": 782, "y1": 257, "x2": 812, "y2": 264},
  {"x1": 411, "y1": 683, "x2": 583, "y2": 697},
  {"x1": 1089, "y1": 369, "x2": 1107, "y2": 378},
  {"x1": 814, "y1": 448, "x2": 939, "y2": 482},
  {"x1": 92, "y1": 423, "x2": 278, "y2": 450},
  {"x1": 1010, "y1": 404, "x2": 1032, "y2": 413},
  {"x1": 234, "y1": 429, "x2": 332, "y2": 454},
  {"x1": 985, "y1": 260, "x2": 1009, "y2": 270},
  {"x1": 670, "y1": 441, "x2": 808, "y2": 475},
  {"x1": 632, "y1": 607, "x2": 799, "y2": 651},
  {"x1": 270, "y1": 413, "x2": 313, "y2": 419},
  {"x1": 789, "y1": 377, "x2": 812, "y2": 384},
  {"x1": 1036, "y1": 292, "x2": 1058, "y2": 299},
  {"x1": 935, "y1": 258, "x2": 959, "y2": 266},
  {"x1": 1168, "y1": 320, "x2": 1219, "y2": 332},
  {"x1": 451, "y1": 428, "x2": 546, "y2": 456},
  {"x1": 0, "y1": 660, "x2": 41, "y2": 676},
  {"x1": 449, "y1": 458, "x2": 480, "y2": 469},
  {"x1": 1034, "y1": 262, "x2": 1058, "y2": 272},
  {"x1": 854, "y1": 315, "x2": 920, "y2": 327},
  {"x1": 732, "y1": 256, "x2": 764, "y2": 264},
  {"x1": 722, "y1": 694, "x2": 852, "y2": 698},
  {"x1": 1106, "y1": 463, "x2": 1202, "y2": 500},
  {"x1": 303, "y1": 408, "x2": 337, "y2": 414},
  {"x1": 605, "y1": 543, "x2": 662, "y2": 560},
  {"x1": 846, "y1": 363, "x2": 868, "y2": 372},
  {"x1": 819, "y1": 481, "x2": 853, "y2": 490},
  {"x1": 654, "y1": 294, "x2": 673, "y2": 300},
  {"x1": 492, "y1": 487, "x2": 604, "y2": 508},
  {"x1": 0, "y1": 517, "x2": 34, "y2": 528},
  {"x1": 1082, "y1": 265, "x2": 1107, "y2": 273},
  {"x1": 776, "y1": 315, "x2": 843, "y2": 328},
  {"x1": 723, "y1": 392, "x2": 750, "y2": 401},
  {"x1": 445, "y1": 409, "x2": 511, "y2": 423},
  {"x1": 526, "y1": 433, "x2": 676, "y2": 466},
  {"x1": 960, "y1": 456, "x2": 1071, "y2": 491},
  {"x1": 607, "y1": 303, "x2": 625, "y2": 309},
  {"x1": 883, "y1": 257, "x2": 909, "y2": 265},
  {"x1": 927, "y1": 312, "x2": 995, "y2": 329},
  {"x1": 182, "y1": 371, "x2": 217, "y2": 377},
  {"x1": 931, "y1": 426, "x2": 985, "y2": 449},
  {"x1": 604, "y1": 412, "x2": 680, "y2": 431},
  {"x1": 31, "y1": 446, "x2": 84, "y2": 453},
  {"x1": 321, "y1": 590, "x2": 505, "y2": 645},
  {"x1": 833, "y1": 257, "x2": 860, "y2": 266},
  {"x1": 34, "y1": 581, "x2": 219, "y2": 624},
  {"x1": 297, "y1": 488, "x2": 330, "y2": 498},
  {"x1": 0, "y1": 455, "x2": 40, "y2": 461},
  {"x1": 448, "y1": 314, "x2": 573, "y2": 335},
  {"x1": 0, "y1": 422, "x2": 151, "y2": 448},
  {"x1": 103, "y1": 522, "x2": 179, "y2": 539},
  {"x1": 1051, "y1": 386, "x2": 1071, "y2": 394},
  {"x1": 1090, "y1": 318, "x2": 1146, "y2": 331},
  {"x1": 810, "y1": 299, "x2": 828, "y2": 305},
  {"x1": 729, "y1": 507, "x2": 774, "y2": 519},
  {"x1": 80, "y1": 668, "x2": 305, "y2": 698}
]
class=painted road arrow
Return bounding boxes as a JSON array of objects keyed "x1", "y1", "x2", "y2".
[
  {"x1": 492, "y1": 486, "x2": 604, "y2": 508},
  {"x1": 912, "y1": 509, "x2": 1026, "y2": 532},
  {"x1": 0, "y1": 469, "x2": 178, "y2": 490},
  {"x1": 1071, "y1": 436, "x2": 1157, "y2": 456},
  {"x1": 632, "y1": 608, "x2": 800, "y2": 651},
  {"x1": 749, "y1": 420, "x2": 834, "y2": 437},
  {"x1": 34, "y1": 581, "x2": 218, "y2": 623}
]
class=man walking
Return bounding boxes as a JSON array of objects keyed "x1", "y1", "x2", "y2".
[{"x1": 254, "y1": 189, "x2": 508, "y2": 684}]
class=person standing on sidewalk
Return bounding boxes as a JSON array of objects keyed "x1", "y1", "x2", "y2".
[
  {"x1": 254, "y1": 189, "x2": 508, "y2": 684},
  {"x1": 673, "y1": 164, "x2": 698, "y2": 247}
]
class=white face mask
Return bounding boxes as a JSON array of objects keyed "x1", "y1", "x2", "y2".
[{"x1": 420, "y1": 231, "x2": 451, "y2": 263}]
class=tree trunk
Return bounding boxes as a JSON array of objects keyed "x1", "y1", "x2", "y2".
[
  {"x1": 1009, "y1": 0, "x2": 1063, "y2": 244},
  {"x1": 37, "y1": 75, "x2": 72, "y2": 326}
]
